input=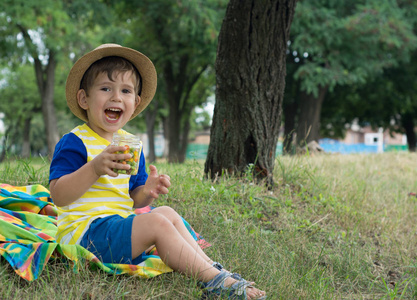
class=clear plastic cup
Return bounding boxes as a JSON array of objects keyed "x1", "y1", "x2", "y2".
[{"x1": 111, "y1": 133, "x2": 142, "y2": 175}]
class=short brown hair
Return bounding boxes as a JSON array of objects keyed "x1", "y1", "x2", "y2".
[{"x1": 80, "y1": 56, "x2": 142, "y2": 97}]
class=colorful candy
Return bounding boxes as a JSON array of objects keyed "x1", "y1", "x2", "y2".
[{"x1": 111, "y1": 133, "x2": 142, "y2": 175}]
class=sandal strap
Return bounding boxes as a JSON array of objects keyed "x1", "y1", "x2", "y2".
[
  {"x1": 203, "y1": 270, "x2": 232, "y2": 289},
  {"x1": 211, "y1": 262, "x2": 244, "y2": 281},
  {"x1": 228, "y1": 279, "x2": 252, "y2": 297},
  {"x1": 212, "y1": 261, "x2": 224, "y2": 271},
  {"x1": 202, "y1": 270, "x2": 251, "y2": 299}
]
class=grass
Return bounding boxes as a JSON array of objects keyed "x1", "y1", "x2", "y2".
[{"x1": 1, "y1": 152, "x2": 417, "y2": 299}]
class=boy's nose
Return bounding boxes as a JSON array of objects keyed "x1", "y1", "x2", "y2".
[{"x1": 111, "y1": 91, "x2": 123, "y2": 101}]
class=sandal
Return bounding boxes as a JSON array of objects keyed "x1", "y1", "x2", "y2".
[
  {"x1": 212, "y1": 262, "x2": 244, "y2": 281},
  {"x1": 201, "y1": 270, "x2": 267, "y2": 300}
]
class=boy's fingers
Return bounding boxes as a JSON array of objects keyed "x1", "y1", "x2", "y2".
[
  {"x1": 149, "y1": 165, "x2": 158, "y2": 176},
  {"x1": 108, "y1": 170, "x2": 119, "y2": 177},
  {"x1": 160, "y1": 176, "x2": 171, "y2": 187},
  {"x1": 160, "y1": 174, "x2": 171, "y2": 181},
  {"x1": 115, "y1": 162, "x2": 131, "y2": 170},
  {"x1": 115, "y1": 153, "x2": 132, "y2": 160},
  {"x1": 108, "y1": 145, "x2": 127, "y2": 153},
  {"x1": 149, "y1": 190, "x2": 159, "y2": 199},
  {"x1": 158, "y1": 186, "x2": 169, "y2": 194}
]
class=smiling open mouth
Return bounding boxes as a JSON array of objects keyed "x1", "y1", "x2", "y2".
[{"x1": 105, "y1": 108, "x2": 122, "y2": 120}]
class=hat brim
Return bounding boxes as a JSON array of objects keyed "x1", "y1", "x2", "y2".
[{"x1": 66, "y1": 44, "x2": 157, "y2": 122}]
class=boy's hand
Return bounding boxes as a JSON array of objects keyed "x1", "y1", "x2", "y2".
[
  {"x1": 144, "y1": 165, "x2": 171, "y2": 199},
  {"x1": 91, "y1": 145, "x2": 132, "y2": 177}
]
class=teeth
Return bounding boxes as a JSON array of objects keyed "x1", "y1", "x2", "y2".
[{"x1": 105, "y1": 108, "x2": 122, "y2": 121}]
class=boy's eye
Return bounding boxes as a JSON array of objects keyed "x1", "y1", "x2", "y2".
[
  {"x1": 122, "y1": 89, "x2": 132, "y2": 94},
  {"x1": 101, "y1": 87, "x2": 110, "y2": 92}
]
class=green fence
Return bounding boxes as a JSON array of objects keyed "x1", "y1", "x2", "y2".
[
  {"x1": 384, "y1": 144, "x2": 408, "y2": 152},
  {"x1": 186, "y1": 142, "x2": 283, "y2": 160}
]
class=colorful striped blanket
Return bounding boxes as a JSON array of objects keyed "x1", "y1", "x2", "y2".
[{"x1": 0, "y1": 183, "x2": 210, "y2": 281}]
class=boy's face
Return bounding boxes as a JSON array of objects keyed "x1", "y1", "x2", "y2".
[{"x1": 77, "y1": 71, "x2": 140, "y2": 141}]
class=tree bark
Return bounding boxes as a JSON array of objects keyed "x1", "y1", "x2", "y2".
[
  {"x1": 0, "y1": 124, "x2": 17, "y2": 163},
  {"x1": 282, "y1": 98, "x2": 298, "y2": 154},
  {"x1": 164, "y1": 58, "x2": 191, "y2": 163},
  {"x1": 179, "y1": 117, "x2": 191, "y2": 162},
  {"x1": 18, "y1": 26, "x2": 59, "y2": 159},
  {"x1": 21, "y1": 116, "x2": 32, "y2": 158},
  {"x1": 34, "y1": 50, "x2": 59, "y2": 159},
  {"x1": 402, "y1": 114, "x2": 416, "y2": 152},
  {"x1": 162, "y1": 117, "x2": 170, "y2": 159},
  {"x1": 163, "y1": 57, "x2": 208, "y2": 163},
  {"x1": 296, "y1": 85, "x2": 328, "y2": 146},
  {"x1": 145, "y1": 101, "x2": 159, "y2": 163},
  {"x1": 205, "y1": 0, "x2": 297, "y2": 185}
]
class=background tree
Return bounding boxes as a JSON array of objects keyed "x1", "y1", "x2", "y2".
[
  {"x1": 0, "y1": 64, "x2": 40, "y2": 160},
  {"x1": 284, "y1": 0, "x2": 417, "y2": 149},
  {"x1": 299, "y1": 0, "x2": 417, "y2": 152},
  {"x1": 320, "y1": 49, "x2": 417, "y2": 152},
  {"x1": 205, "y1": 0, "x2": 297, "y2": 185},
  {"x1": 0, "y1": 0, "x2": 117, "y2": 158},
  {"x1": 108, "y1": 0, "x2": 227, "y2": 163}
]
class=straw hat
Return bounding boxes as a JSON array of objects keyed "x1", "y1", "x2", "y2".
[{"x1": 66, "y1": 43, "x2": 157, "y2": 122}]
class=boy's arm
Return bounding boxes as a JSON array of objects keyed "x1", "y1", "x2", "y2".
[
  {"x1": 50, "y1": 161, "x2": 100, "y2": 207},
  {"x1": 51, "y1": 145, "x2": 133, "y2": 207},
  {"x1": 130, "y1": 165, "x2": 171, "y2": 208}
]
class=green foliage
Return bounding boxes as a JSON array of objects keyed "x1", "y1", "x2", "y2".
[
  {"x1": 284, "y1": 0, "x2": 417, "y2": 144},
  {"x1": 116, "y1": 0, "x2": 225, "y2": 103},
  {"x1": 108, "y1": 0, "x2": 227, "y2": 160},
  {"x1": 0, "y1": 0, "x2": 127, "y2": 157},
  {"x1": 0, "y1": 63, "x2": 43, "y2": 155},
  {"x1": 290, "y1": 0, "x2": 417, "y2": 97},
  {"x1": 320, "y1": 47, "x2": 417, "y2": 140},
  {"x1": 0, "y1": 52, "x2": 81, "y2": 156},
  {"x1": 0, "y1": 0, "x2": 117, "y2": 57}
]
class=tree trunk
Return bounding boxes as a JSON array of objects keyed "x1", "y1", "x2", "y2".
[
  {"x1": 296, "y1": 86, "x2": 328, "y2": 146},
  {"x1": 166, "y1": 99, "x2": 181, "y2": 162},
  {"x1": 164, "y1": 60, "x2": 184, "y2": 163},
  {"x1": 145, "y1": 101, "x2": 159, "y2": 163},
  {"x1": 0, "y1": 125, "x2": 15, "y2": 163},
  {"x1": 162, "y1": 117, "x2": 169, "y2": 159},
  {"x1": 163, "y1": 57, "x2": 207, "y2": 163},
  {"x1": 21, "y1": 116, "x2": 32, "y2": 158},
  {"x1": 18, "y1": 28, "x2": 59, "y2": 159},
  {"x1": 402, "y1": 114, "x2": 416, "y2": 152},
  {"x1": 179, "y1": 117, "x2": 191, "y2": 162},
  {"x1": 34, "y1": 50, "x2": 59, "y2": 159},
  {"x1": 283, "y1": 99, "x2": 298, "y2": 154},
  {"x1": 205, "y1": 0, "x2": 297, "y2": 185}
]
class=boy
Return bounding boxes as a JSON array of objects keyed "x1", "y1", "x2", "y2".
[{"x1": 49, "y1": 44, "x2": 266, "y2": 299}]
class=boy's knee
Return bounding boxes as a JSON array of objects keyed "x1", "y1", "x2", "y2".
[
  {"x1": 149, "y1": 212, "x2": 171, "y2": 228},
  {"x1": 153, "y1": 205, "x2": 178, "y2": 216}
]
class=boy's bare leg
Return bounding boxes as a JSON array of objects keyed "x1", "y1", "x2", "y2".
[
  {"x1": 132, "y1": 212, "x2": 217, "y2": 281},
  {"x1": 131, "y1": 213, "x2": 265, "y2": 299},
  {"x1": 150, "y1": 206, "x2": 256, "y2": 285},
  {"x1": 150, "y1": 206, "x2": 213, "y2": 263}
]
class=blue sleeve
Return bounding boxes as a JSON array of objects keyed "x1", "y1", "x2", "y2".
[
  {"x1": 129, "y1": 149, "x2": 148, "y2": 191},
  {"x1": 49, "y1": 133, "x2": 87, "y2": 182}
]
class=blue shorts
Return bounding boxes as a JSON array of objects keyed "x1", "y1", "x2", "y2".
[{"x1": 80, "y1": 214, "x2": 146, "y2": 265}]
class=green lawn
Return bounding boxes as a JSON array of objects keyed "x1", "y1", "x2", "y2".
[{"x1": 1, "y1": 152, "x2": 417, "y2": 299}]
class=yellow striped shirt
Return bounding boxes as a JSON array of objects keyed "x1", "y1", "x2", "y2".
[{"x1": 56, "y1": 124, "x2": 136, "y2": 245}]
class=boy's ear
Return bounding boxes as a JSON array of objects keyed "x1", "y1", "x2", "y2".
[
  {"x1": 77, "y1": 89, "x2": 89, "y2": 110},
  {"x1": 135, "y1": 95, "x2": 141, "y2": 109}
]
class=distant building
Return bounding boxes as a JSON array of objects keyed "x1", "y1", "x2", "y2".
[
  {"x1": 342, "y1": 126, "x2": 406, "y2": 146},
  {"x1": 320, "y1": 125, "x2": 408, "y2": 154},
  {"x1": 138, "y1": 125, "x2": 409, "y2": 159}
]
